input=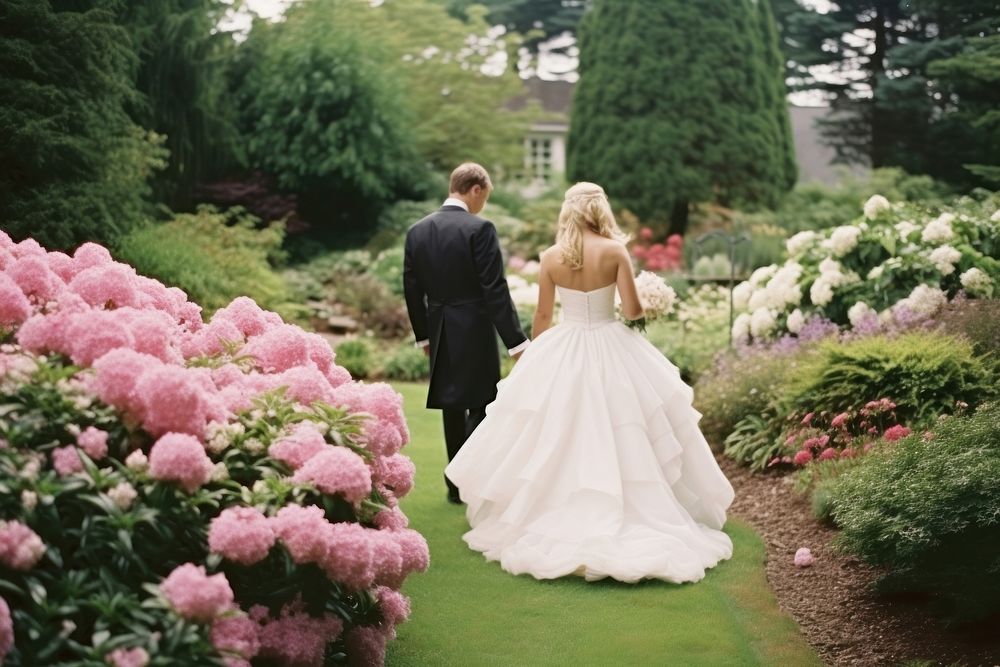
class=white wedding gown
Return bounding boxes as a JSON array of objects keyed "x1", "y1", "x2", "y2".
[{"x1": 444, "y1": 282, "x2": 736, "y2": 584}]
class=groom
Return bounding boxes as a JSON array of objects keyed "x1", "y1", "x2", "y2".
[{"x1": 403, "y1": 163, "x2": 529, "y2": 504}]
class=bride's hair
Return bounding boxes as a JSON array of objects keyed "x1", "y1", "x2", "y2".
[{"x1": 555, "y1": 182, "x2": 629, "y2": 270}]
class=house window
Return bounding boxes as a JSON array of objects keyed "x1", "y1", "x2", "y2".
[{"x1": 527, "y1": 137, "x2": 553, "y2": 181}]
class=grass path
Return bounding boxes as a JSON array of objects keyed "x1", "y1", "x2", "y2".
[{"x1": 386, "y1": 382, "x2": 820, "y2": 666}]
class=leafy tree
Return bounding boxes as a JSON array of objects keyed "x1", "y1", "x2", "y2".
[
  {"x1": 567, "y1": 0, "x2": 796, "y2": 235},
  {"x1": 120, "y1": 0, "x2": 243, "y2": 208},
  {"x1": 776, "y1": 0, "x2": 1000, "y2": 188},
  {"x1": 927, "y1": 34, "x2": 1000, "y2": 185},
  {"x1": 341, "y1": 0, "x2": 530, "y2": 176},
  {"x1": 0, "y1": 0, "x2": 165, "y2": 250},
  {"x1": 232, "y1": 0, "x2": 429, "y2": 238}
]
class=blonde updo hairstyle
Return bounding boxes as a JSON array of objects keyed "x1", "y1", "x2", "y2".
[{"x1": 555, "y1": 182, "x2": 629, "y2": 270}]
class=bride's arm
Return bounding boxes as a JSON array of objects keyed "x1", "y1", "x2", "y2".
[
  {"x1": 615, "y1": 245, "x2": 644, "y2": 320},
  {"x1": 532, "y1": 254, "x2": 556, "y2": 338}
]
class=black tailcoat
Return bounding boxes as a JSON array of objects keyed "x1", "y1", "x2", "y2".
[{"x1": 403, "y1": 205, "x2": 527, "y2": 409}]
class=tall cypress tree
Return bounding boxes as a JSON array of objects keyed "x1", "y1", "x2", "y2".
[
  {"x1": 0, "y1": 0, "x2": 163, "y2": 250},
  {"x1": 567, "y1": 0, "x2": 796, "y2": 235}
]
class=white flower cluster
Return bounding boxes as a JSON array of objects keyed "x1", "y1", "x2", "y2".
[
  {"x1": 786, "y1": 309, "x2": 805, "y2": 334},
  {"x1": 921, "y1": 213, "x2": 955, "y2": 244},
  {"x1": 676, "y1": 285, "x2": 729, "y2": 333},
  {"x1": 960, "y1": 267, "x2": 993, "y2": 297},
  {"x1": 785, "y1": 231, "x2": 819, "y2": 258},
  {"x1": 894, "y1": 220, "x2": 919, "y2": 240},
  {"x1": 847, "y1": 301, "x2": 877, "y2": 327},
  {"x1": 634, "y1": 271, "x2": 676, "y2": 320},
  {"x1": 896, "y1": 284, "x2": 948, "y2": 317},
  {"x1": 205, "y1": 420, "x2": 246, "y2": 454},
  {"x1": 507, "y1": 274, "x2": 540, "y2": 308},
  {"x1": 823, "y1": 225, "x2": 862, "y2": 257},
  {"x1": 864, "y1": 194, "x2": 891, "y2": 220},
  {"x1": 747, "y1": 263, "x2": 803, "y2": 311},
  {"x1": 809, "y1": 258, "x2": 859, "y2": 307},
  {"x1": 928, "y1": 245, "x2": 961, "y2": 275}
]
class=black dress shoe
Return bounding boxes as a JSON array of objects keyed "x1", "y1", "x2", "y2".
[{"x1": 447, "y1": 490, "x2": 463, "y2": 505}]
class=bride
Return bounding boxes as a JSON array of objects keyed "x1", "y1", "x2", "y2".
[{"x1": 444, "y1": 182, "x2": 736, "y2": 584}]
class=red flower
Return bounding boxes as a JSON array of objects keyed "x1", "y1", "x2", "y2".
[
  {"x1": 793, "y1": 449, "x2": 813, "y2": 465},
  {"x1": 800, "y1": 412, "x2": 815, "y2": 425},
  {"x1": 883, "y1": 425, "x2": 911, "y2": 442}
]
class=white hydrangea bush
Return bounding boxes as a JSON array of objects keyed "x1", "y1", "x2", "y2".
[{"x1": 731, "y1": 193, "x2": 1000, "y2": 342}]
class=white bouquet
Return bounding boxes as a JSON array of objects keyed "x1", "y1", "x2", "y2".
[{"x1": 620, "y1": 271, "x2": 676, "y2": 331}]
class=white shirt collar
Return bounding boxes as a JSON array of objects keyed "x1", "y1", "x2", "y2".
[{"x1": 442, "y1": 197, "x2": 469, "y2": 212}]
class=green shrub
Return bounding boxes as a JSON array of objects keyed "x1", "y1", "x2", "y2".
[
  {"x1": 741, "y1": 167, "x2": 952, "y2": 234},
  {"x1": 722, "y1": 407, "x2": 786, "y2": 470},
  {"x1": 830, "y1": 402, "x2": 1000, "y2": 622},
  {"x1": 810, "y1": 478, "x2": 838, "y2": 524},
  {"x1": 694, "y1": 346, "x2": 815, "y2": 447},
  {"x1": 335, "y1": 339, "x2": 374, "y2": 379},
  {"x1": 371, "y1": 246, "x2": 405, "y2": 296},
  {"x1": 116, "y1": 206, "x2": 297, "y2": 318},
  {"x1": 784, "y1": 332, "x2": 994, "y2": 428},
  {"x1": 383, "y1": 344, "x2": 430, "y2": 382}
]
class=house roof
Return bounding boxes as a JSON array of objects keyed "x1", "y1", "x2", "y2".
[{"x1": 507, "y1": 78, "x2": 575, "y2": 115}]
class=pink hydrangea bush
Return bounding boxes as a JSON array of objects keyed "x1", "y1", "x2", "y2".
[{"x1": 0, "y1": 236, "x2": 425, "y2": 665}]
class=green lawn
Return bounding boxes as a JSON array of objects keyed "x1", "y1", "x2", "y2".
[{"x1": 386, "y1": 382, "x2": 820, "y2": 667}]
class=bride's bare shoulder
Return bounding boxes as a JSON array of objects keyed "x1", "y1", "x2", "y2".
[{"x1": 540, "y1": 245, "x2": 562, "y2": 265}]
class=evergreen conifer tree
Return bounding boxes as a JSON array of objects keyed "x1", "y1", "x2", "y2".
[
  {"x1": 0, "y1": 0, "x2": 162, "y2": 250},
  {"x1": 567, "y1": 0, "x2": 796, "y2": 235}
]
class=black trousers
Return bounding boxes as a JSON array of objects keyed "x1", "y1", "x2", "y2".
[{"x1": 442, "y1": 404, "x2": 487, "y2": 495}]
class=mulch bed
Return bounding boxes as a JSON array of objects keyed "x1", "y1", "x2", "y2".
[{"x1": 716, "y1": 453, "x2": 1000, "y2": 667}]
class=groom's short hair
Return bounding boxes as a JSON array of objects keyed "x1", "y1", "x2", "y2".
[{"x1": 449, "y1": 163, "x2": 492, "y2": 194}]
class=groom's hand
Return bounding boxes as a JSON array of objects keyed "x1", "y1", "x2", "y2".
[
  {"x1": 423, "y1": 346, "x2": 431, "y2": 358},
  {"x1": 512, "y1": 351, "x2": 523, "y2": 363}
]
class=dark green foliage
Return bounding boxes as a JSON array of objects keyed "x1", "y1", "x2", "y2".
[
  {"x1": 232, "y1": 0, "x2": 429, "y2": 238},
  {"x1": 925, "y1": 34, "x2": 1000, "y2": 186},
  {"x1": 567, "y1": 0, "x2": 796, "y2": 234},
  {"x1": 335, "y1": 339, "x2": 375, "y2": 379},
  {"x1": 121, "y1": 0, "x2": 243, "y2": 207},
  {"x1": 382, "y1": 345, "x2": 430, "y2": 382},
  {"x1": 785, "y1": 332, "x2": 994, "y2": 427},
  {"x1": 0, "y1": 0, "x2": 164, "y2": 250},
  {"x1": 778, "y1": 0, "x2": 1000, "y2": 188},
  {"x1": 830, "y1": 402, "x2": 1000, "y2": 622}
]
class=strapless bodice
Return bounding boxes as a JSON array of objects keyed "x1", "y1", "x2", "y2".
[{"x1": 556, "y1": 282, "x2": 617, "y2": 327}]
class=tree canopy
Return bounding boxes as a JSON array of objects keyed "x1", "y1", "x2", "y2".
[{"x1": 567, "y1": 0, "x2": 797, "y2": 234}]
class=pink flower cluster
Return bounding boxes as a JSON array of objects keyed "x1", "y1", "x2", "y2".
[
  {"x1": 0, "y1": 235, "x2": 425, "y2": 664},
  {"x1": 770, "y1": 398, "x2": 912, "y2": 468},
  {"x1": 270, "y1": 504, "x2": 429, "y2": 591},
  {"x1": 293, "y1": 447, "x2": 373, "y2": 503},
  {"x1": 149, "y1": 433, "x2": 214, "y2": 493},
  {"x1": 253, "y1": 601, "x2": 344, "y2": 667},
  {"x1": 631, "y1": 231, "x2": 684, "y2": 272},
  {"x1": 106, "y1": 647, "x2": 150, "y2": 667},
  {"x1": 160, "y1": 563, "x2": 234, "y2": 622},
  {"x1": 208, "y1": 507, "x2": 276, "y2": 565},
  {"x1": 0, "y1": 521, "x2": 46, "y2": 571},
  {"x1": 793, "y1": 547, "x2": 814, "y2": 568},
  {"x1": 0, "y1": 596, "x2": 12, "y2": 663},
  {"x1": 330, "y1": 383, "x2": 409, "y2": 457}
]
